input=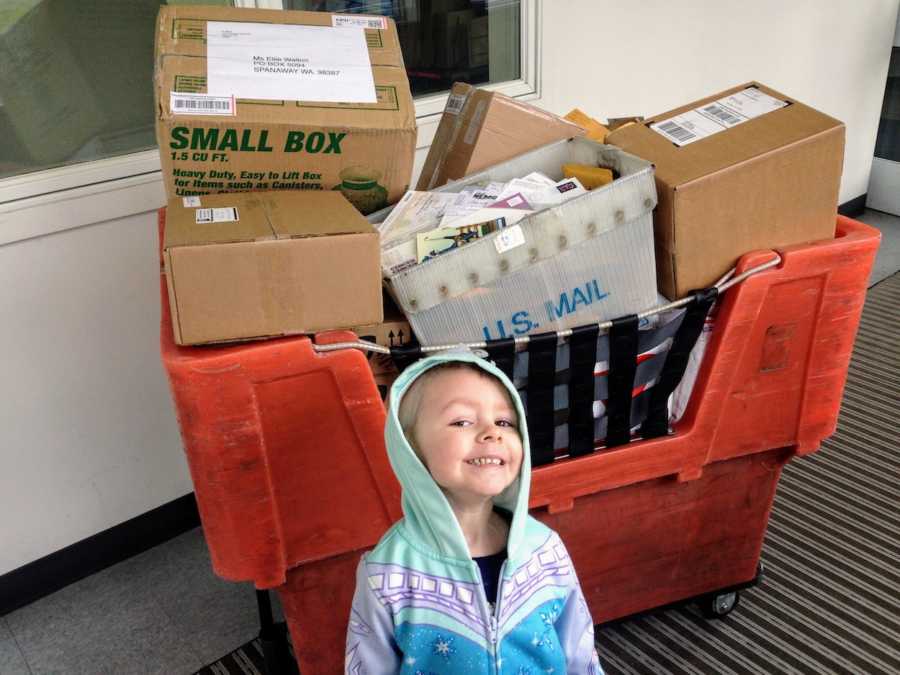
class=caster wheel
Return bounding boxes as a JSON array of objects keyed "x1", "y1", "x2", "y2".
[{"x1": 699, "y1": 590, "x2": 740, "y2": 618}]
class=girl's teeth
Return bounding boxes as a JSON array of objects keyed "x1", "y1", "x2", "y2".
[{"x1": 468, "y1": 458, "x2": 502, "y2": 466}]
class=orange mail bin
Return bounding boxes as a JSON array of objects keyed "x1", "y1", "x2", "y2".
[{"x1": 160, "y1": 214, "x2": 879, "y2": 674}]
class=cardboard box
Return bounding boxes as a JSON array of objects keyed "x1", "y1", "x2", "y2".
[
  {"x1": 352, "y1": 295, "x2": 414, "y2": 359},
  {"x1": 163, "y1": 191, "x2": 382, "y2": 345},
  {"x1": 416, "y1": 82, "x2": 585, "y2": 190},
  {"x1": 352, "y1": 292, "x2": 412, "y2": 399},
  {"x1": 154, "y1": 5, "x2": 416, "y2": 214},
  {"x1": 606, "y1": 82, "x2": 844, "y2": 299}
]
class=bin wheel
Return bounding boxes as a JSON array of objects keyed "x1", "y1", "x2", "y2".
[{"x1": 699, "y1": 590, "x2": 740, "y2": 618}]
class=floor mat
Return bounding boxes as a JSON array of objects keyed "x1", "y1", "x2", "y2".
[{"x1": 599, "y1": 272, "x2": 900, "y2": 675}]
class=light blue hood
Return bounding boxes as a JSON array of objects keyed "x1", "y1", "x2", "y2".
[{"x1": 384, "y1": 349, "x2": 532, "y2": 566}]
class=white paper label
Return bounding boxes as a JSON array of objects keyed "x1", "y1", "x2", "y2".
[
  {"x1": 182, "y1": 196, "x2": 202, "y2": 207},
  {"x1": 196, "y1": 207, "x2": 239, "y2": 224},
  {"x1": 651, "y1": 87, "x2": 788, "y2": 147},
  {"x1": 332, "y1": 15, "x2": 387, "y2": 30},
  {"x1": 494, "y1": 224, "x2": 525, "y2": 254},
  {"x1": 206, "y1": 22, "x2": 376, "y2": 103},
  {"x1": 170, "y1": 92, "x2": 235, "y2": 116},
  {"x1": 445, "y1": 92, "x2": 467, "y2": 115}
]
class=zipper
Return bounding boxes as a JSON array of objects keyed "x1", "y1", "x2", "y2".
[
  {"x1": 491, "y1": 560, "x2": 508, "y2": 675},
  {"x1": 473, "y1": 560, "x2": 505, "y2": 674}
]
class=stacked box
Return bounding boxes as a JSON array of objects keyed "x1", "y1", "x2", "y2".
[
  {"x1": 154, "y1": 5, "x2": 416, "y2": 214},
  {"x1": 163, "y1": 191, "x2": 382, "y2": 345},
  {"x1": 417, "y1": 82, "x2": 585, "y2": 190},
  {"x1": 607, "y1": 82, "x2": 844, "y2": 298}
]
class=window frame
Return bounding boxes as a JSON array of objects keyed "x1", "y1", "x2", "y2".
[{"x1": 0, "y1": 0, "x2": 540, "y2": 234}]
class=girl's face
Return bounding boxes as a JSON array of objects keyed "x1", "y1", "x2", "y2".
[{"x1": 409, "y1": 368, "x2": 523, "y2": 509}]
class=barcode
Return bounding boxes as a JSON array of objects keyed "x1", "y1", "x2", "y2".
[
  {"x1": 445, "y1": 93, "x2": 466, "y2": 115},
  {"x1": 333, "y1": 15, "x2": 386, "y2": 29},
  {"x1": 196, "y1": 208, "x2": 213, "y2": 223},
  {"x1": 174, "y1": 99, "x2": 230, "y2": 111},
  {"x1": 658, "y1": 120, "x2": 695, "y2": 143},
  {"x1": 703, "y1": 104, "x2": 742, "y2": 126},
  {"x1": 170, "y1": 93, "x2": 234, "y2": 116}
]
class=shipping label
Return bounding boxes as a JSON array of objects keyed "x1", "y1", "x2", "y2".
[
  {"x1": 195, "y1": 207, "x2": 238, "y2": 224},
  {"x1": 444, "y1": 92, "x2": 467, "y2": 115},
  {"x1": 206, "y1": 21, "x2": 376, "y2": 103},
  {"x1": 332, "y1": 15, "x2": 387, "y2": 30},
  {"x1": 651, "y1": 86, "x2": 788, "y2": 147}
]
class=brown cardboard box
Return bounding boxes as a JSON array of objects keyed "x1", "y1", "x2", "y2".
[
  {"x1": 352, "y1": 293, "x2": 412, "y2": 400},
  {"x1": 353, "y1": 301, "x2": 413, "y2": 358},
  {"x1": 416, "y1": 82, "x2": 585, "y2": 190},
  {"x1": 154, "y1": 6, "x2": 416, "y2": 214},
  {"x1": 163, "y1": 191, "x2": 382, "y2": 345},
  {"x1": 606, "y1": 82, "x2": 844, "y2": 299}
]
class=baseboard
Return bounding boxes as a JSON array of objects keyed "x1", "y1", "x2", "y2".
[
  {"x1": 838, "y1": 193, "x2": 867, "y2": 217},
  {"x1": 0, "y1": 493, "x2": 200, "y2": 616}
]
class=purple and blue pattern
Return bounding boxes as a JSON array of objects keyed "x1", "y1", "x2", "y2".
[{"x1": 367, "y1": 563, "x2": 488, "y2": 635}]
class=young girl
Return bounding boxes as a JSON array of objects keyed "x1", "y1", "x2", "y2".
[{"x1": 346, "y1": 350, "x2": 603, "y2": 674}]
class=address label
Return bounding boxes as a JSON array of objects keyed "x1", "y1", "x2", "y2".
[{"x1": 651, "y1": 86, "x2": 788, "y2": 147}]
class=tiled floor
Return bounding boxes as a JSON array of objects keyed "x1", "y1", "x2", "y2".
[
  {"x1": 862, "y1": 208, "x2": 900, "y2": 286},
  {"x1": 2, "y1": 209, "x2": 899, "y2": 675},
  {"x1": 2, "y1": 528, "x2": 282, "y2": 674}
]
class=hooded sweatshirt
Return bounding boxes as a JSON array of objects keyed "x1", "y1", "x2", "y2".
[{"x1": 346, "y1": 350, "x2": 603, "y2": 674}]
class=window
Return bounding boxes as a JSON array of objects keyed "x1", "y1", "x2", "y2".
[
  {"x1": 286, "y1": 1, "x2": 521, "y2": 97},
  {"x1": 0, "y1": 0, "x2": 163, "y2": 181},
  {"x1": 0, "y1": 0, "x2": 532, "y2": 201}
]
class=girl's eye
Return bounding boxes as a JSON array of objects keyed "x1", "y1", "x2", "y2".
[
  {"x1": 450, "y1": 420, "x2": 472, "y2": 427},
  {"x1": 497, "y1": 419, "x2": 516, "y2": 428}
]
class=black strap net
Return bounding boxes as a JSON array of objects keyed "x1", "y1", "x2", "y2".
[{"x1": 389, "y1": 288, "x2": 719, "y2": 466}]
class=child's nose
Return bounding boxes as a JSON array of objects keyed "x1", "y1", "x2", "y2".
[{"x1": 479, "y1": 427, "x2": 503, "y2": 442}]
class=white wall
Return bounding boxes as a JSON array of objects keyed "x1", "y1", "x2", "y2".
[
  {"x1": 534, "y1": 0, "x2": 898, "y2": 204},
  {"x1": 0, "y1": 206, "x2": 190, "y2": 575},
  {"x1": 2, "y1": 0, "x2": 897, "y2": 575}
]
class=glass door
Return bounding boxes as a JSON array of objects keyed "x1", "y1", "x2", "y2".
[{"x1": 868, "y1": 12, "x2": 900, "y2": 215}]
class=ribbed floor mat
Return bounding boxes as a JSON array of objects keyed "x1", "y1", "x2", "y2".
[{"x1": 598, "y1": 272, "x2": 900, "y2": 675}]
